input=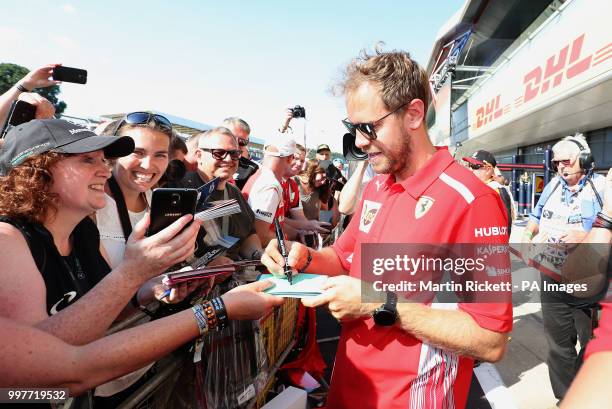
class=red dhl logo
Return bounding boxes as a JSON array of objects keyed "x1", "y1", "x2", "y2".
[{"x1": 474, "y1": 34, "x2": 611, "y2": 130}]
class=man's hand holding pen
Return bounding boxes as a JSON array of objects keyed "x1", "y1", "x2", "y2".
[
  {"x1": 262, "y1": 238, "x2": 311, "y2": 280},
  {"x1": 273, "y1": 218, "x2": 293, "y2": 284}
]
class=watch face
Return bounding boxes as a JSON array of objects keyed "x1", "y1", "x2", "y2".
[{"x1": 373, "y1": 308, "x2": 397, "y2": 326}]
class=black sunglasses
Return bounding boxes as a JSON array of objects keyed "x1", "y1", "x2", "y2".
[
  {"x1": 200, "y1": 148, "x2": 241, "y2": 161},
  {"x1": 342, "y1": 103, "x2": 408, "y2": 141},
  {"x1": 237, "y1": 138, "x2": 249, "y2": 147},
  {"x1": 113, "y1": 112, "x2": 172, "y2": 135},
  {"x1": 468, "y1": 163, "x2": 483, "y2": 170}
]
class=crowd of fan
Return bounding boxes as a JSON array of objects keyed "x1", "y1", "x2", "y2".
[
  {"x1": 0, "y1": 63, "x2": 356, "y2": 407},
  {"x1": 0, "y1": 53, "x2": 610, "y2": 409}
]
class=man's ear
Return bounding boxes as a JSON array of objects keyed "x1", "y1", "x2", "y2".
[{"x1": 402, "y1": 99, "x2": 425, "y2": 130}]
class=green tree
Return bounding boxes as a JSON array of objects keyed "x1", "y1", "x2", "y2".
[{"x1": 0, "y1": 63, "x2": 67, "y2": 115}]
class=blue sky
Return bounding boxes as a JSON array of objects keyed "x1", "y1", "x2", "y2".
[{"x1": 0, "y1": 0, "x2": 465, "y2": 151}]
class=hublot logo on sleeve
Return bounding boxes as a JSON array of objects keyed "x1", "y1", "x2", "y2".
[{"x1": 474, "y1": 226, "x2": 508, "y2": 237}]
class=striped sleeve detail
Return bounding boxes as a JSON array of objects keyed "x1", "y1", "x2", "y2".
[
  {"x1": 439, "y1": 172, "x2": 475, "y2": 204},
  {"x1": 409, "y1": 342, "x2": 459, "y2": 409}
]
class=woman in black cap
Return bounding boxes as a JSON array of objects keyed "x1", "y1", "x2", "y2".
[{"x1": 0, "y1": 119, "x2": 200, "y2": 343}]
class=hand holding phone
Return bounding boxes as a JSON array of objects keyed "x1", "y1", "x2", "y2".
[
  {"x1": 52, "y1": 66, "x2": 87, "y2": 84},
  {"x1": 146, "y1": 188, "x2": 198, "y2": 237},
  {"x1": 1, "y1": 100, "x2": 36, "y2": 138}
]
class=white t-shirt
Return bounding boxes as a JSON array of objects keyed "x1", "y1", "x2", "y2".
[
  {"x1": 247, "y1": 167, "x2": 284, "y2": 224},
  {"x1": 97, "y1": 191, "x2": 151, "y2": 269},
  {"x1": 94, "y1": 191, "x2": 153, "y2": 396}
]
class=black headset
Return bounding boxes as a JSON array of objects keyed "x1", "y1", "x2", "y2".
[
  {"x1": 567, "y1": 137, "x2": 594, "y2": 171},
  {"x1": 550, "y1": 136, "x2": 594, "y2": 172}
]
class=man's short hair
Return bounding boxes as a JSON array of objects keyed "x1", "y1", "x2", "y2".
[
  {"x1": 197, "y1": 126, "x2": 237, "y2": 148},
  {"x1": 222, "y1": 117, "x2": 251, "y2": 135},
  {"x1": 186, "y1": 132, "x2": 201, "y2": 148},
  {"x1": 337, "y1": 47, "x2": 431, "y2": 116},
  {"x1": 170, "y1": 132, "x2": 188, "y2": 154}
]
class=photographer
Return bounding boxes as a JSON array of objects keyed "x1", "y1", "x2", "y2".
[
  {"x1": 279, "y1": 106, "x2": 306, "y2": 134},
  {"x1": 338, "y1": 160, "x2": 376, "y2": 215}
]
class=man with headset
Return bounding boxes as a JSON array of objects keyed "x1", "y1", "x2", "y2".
[{"x1": 522, "y1": 134, "x2": 607, "y2": 404}]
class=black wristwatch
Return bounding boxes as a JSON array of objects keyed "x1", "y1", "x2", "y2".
[{"x1": 373, "y1": 291, "x2": 398, "y2": 326}]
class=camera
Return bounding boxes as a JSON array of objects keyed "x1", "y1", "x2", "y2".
[
  {"x1": 290, "y1": 105, "x2": 306, "y2": 118},
  {"x1": 343, "y1": 132, "x2": 368, "y2": 161},
  {"x1": 170, "y1": 193, "x2": 181, "y2": 206}
]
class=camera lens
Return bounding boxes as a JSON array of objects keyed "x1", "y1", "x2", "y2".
[{"x1": 171, "y1": 193, "x2": 181, "y2": 206}]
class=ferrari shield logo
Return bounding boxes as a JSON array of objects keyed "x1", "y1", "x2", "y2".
[{"x1": 415, "y1": 196, "x2": 435, "y2": 219}]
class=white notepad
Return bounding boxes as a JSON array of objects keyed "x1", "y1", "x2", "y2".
[{"x1": 259, "y1": 273, "x2": 328, "y2": 297}]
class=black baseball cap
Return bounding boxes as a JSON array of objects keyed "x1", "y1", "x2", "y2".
[
  {"x1": 463, "y1": 150, "x2": 497, "y2": 167},
  {"x1": 0, "y1": 119, "x2": 135, "y2": 175}
]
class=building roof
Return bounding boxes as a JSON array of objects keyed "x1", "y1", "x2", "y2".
[
  {"x1": 99, "y1": 110, "x2": 265, "y2": 146},
  {"x1": 427, "y1": 0, "x2": 555, "y2": 107},
  {"x1": 100, "y1": 110, "x2": 214, "y2": 138}
]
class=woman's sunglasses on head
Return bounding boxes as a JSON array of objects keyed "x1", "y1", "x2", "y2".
[{"x1": 113, "y1": 112, "x2": 173, "y2": 135}]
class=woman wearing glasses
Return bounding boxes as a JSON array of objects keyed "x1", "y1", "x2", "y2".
[
  {"x1": 94, "y1": 112, "x2": 204, "y2": 404},
  {"x1": 97, "y1": 113, "x2": 200, "y2": 299},
  {"x1": 97, "y1": 113, "x2": 172, "y2": 266}
]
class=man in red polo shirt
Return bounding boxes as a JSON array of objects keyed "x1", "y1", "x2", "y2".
[{"x1": 262, "y1": 50, "x2": 512, "y2": 409}]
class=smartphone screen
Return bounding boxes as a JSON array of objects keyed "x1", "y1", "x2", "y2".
[
  {"x1": 52, "y1": 66, "x2": 87, "y2": 84},
  {"x1": 146, "y1": 188, "x2": 198, "y2": 236}
]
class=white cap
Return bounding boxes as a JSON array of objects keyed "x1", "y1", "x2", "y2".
[{"x1": 264, "y1": 135, "x2": 298, "y2": 157}]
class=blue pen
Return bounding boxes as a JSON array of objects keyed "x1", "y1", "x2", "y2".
[{"x1": 157, "y1": 288, "x2": 172, "y2": 301}]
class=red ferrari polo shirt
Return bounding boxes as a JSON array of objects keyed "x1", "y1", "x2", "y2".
[
  {"x1": 586, "y1": 302, "x2": 612, "y2": 359},
  {"x1": 328, "y1": 148, "x2": 512, "y2": 409}
]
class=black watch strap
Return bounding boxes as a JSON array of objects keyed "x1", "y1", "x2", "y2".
[{"x1": 385, "y1": 291, "x2": 398, "y2": 310}]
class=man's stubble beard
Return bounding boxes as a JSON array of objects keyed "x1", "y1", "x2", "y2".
[{"x1": 379, "y1": 129, "x2": 411, "y2": 176}]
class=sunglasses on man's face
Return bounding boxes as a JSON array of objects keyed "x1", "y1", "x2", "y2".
[
  {"x1": 113, "y1": 112, "x2": 173, "y2": 135},
  {"x1": 552, "y1": 159, "x2": 572, "y2": 167},
  {"x1": 342, "y1": 103, "x2": 408, "y2": 141},
  {"x1": 238, "y1": 138, "x2": 249, "y2": 147},
  {"x1": 200, "y1": 148, "x2": 241, "y2": 161},
  {"x1": 467, "y1": 163, "x2": 483, "y2": 170}
]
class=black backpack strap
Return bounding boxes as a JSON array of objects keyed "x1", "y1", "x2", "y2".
[{"x1": 107, "y1": 175, "x2": 133, "y2": 242}]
